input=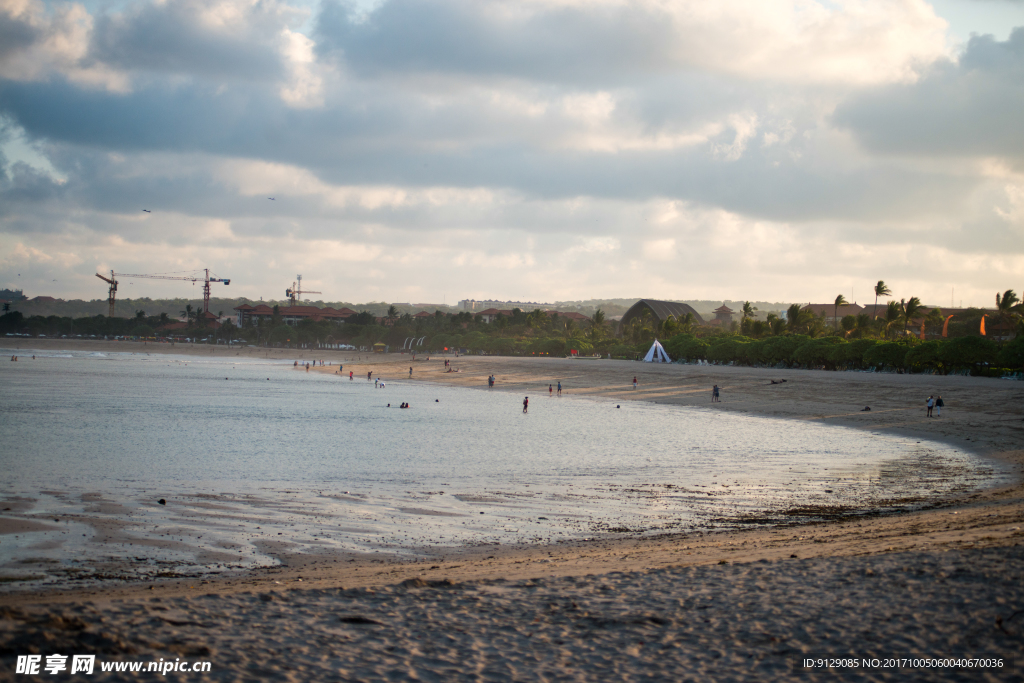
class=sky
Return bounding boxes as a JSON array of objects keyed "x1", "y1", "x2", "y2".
[{"x1": 1, "y1": 0, "x2": 1022, "y2": 308}]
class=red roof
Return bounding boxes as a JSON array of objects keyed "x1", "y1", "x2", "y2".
[
  {"x1": 801, "y1": 303, "x2": 865, "y2": 317},
  {"x1": 414, "y1": 311, "x2": 432, "y2": 318},
  {"x1": 714, "y1": 305, "x2": 734, "y2": 313},
  {"x1": 235, "y1": 304, "x2": 254, "y2": 311},
  {"x1": 545, "y1": 310, "x2": 590, "y2": 321}
]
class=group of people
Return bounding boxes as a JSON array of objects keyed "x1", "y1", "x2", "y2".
[
  {"x1": 926, "y1": 395, "x2": 945, "y2": 417},
  {"x1": 488, "y1": 375, "x2": 495, "y2": 387},
  {"x1": 547, "y1": 381, "x2": 562, "y2": 396}
]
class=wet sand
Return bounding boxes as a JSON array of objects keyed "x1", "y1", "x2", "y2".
[{"x1": 2, "y1": 341, "x2": 1022, "y2": 680}]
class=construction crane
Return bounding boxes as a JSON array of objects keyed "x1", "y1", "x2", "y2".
[
  {"x1": 285, "y1": 274, "x2": 321, "y2": 306},
  {"x1": 96, "y1": 269, "x2": 230, "y2": 318},
  {"x1": 95, "y1": 270, "x2": 118, "y2": 318}
]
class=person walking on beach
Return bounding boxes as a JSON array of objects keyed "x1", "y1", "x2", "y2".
[
  {"x1": 549, "y1": 384, "x2": 553, "y2": 396},
  {"x1": 409, "y1": 366, "x2": 413, "y2": 378},
  {"x1": 936, "y1": 395, "x2": 944, "y2": 417},
  {"x1": 367, "y1": 371, "x2": 372, "y2": 381},
  {"x1": 712, "y1": 385, "x2": 720, "y2": 402},
  {"x1": 349, "y1": 371, "x2": 353, "y2": 380},
  {"x1": 523, "y1": 396, "x2": 529, "y2": 413},
  {"x1": 633, "y1": 376, "x2": 637, "y2": 390},
  {"x1": 557, "y1": 381, "x2": 562, "y2": 396},
  {"x1": 926, "y1": 395, "x2": 934, "y2": 417}
]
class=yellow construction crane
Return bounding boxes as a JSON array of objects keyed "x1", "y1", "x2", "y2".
[
  {"x1": 95, "y1": 269, "x2": 230, "y2": 318},
  {"x1": 285, "y1": 274, "x2": 321, "y2": 306},
  {"x1": 95, "y1": 270, "x2": 118, "y2": 318}
]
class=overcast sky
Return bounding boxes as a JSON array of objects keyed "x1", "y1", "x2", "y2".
[{"x1": 1, "y1": 0, "x2": 1022, "y2": 308}]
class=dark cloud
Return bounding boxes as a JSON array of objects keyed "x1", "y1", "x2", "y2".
[
  {"x1": 315, "y1": 0, "x2": 679, "y2": 85},
  {"x1": 0, "y1": 12, "x2": 38, "y2": 62},
  {"x1": 90, "y1": 1, "x2": 284, "y2": 82},
  {"x1": 833, "y1": 27, "x2": 1024, "y2": 163}
]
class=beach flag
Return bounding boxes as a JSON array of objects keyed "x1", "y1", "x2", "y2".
[
  {"x1": 942, "y1": 314, "x2": 954, "y2": 337},
  {"x1": 980, "y1": 315, "x2": 987, "y2": 336}
]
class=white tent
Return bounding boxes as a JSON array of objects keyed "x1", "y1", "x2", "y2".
[{"x1": 643, "y1": 339, "x2": 671, "y2": 363}]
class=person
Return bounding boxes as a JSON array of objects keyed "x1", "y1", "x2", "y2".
[
  {"x1": 380, "y1": 380, "x2": 385, "y2": 389},
  {"x1": 557, "y1": 381, "x2": 562, "y2": 396},
  {"x1": 936, "y1": 395, "x2": 944, "y2": 417},
  {"x1": 368, "y1": 371, "x2": 372, "y2": 381},
  {"x1": 375, "y1": 378, "x2": 379, "y2": 388},
  {"x1": 712, "y1": 385, "x2": 720, "y2": 402},
  {"x1": 926, "y1": 395, "x2": 934, "y2": 417},
  {"x1": 633, "y1": 376, "x2": 637, "y2": 390},
  {"x1": 549, "y1": 384, "x2": 553, "y2": 396},
  {"x1": 523, "y1": 396, "x2": 529, "y2": 413},
  {"x1": 409, "y1": 366, "x2": 413, "y2": 378},
  {"x1": 349, "y1": 371, "x2": 353, "y2": 380}
]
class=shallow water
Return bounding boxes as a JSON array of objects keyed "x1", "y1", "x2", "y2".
[{"x1": 0, "y1": 348, "x2": 1007, "y2": 585}]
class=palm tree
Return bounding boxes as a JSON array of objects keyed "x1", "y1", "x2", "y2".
[
  {"x1": 180, "y1": 304, "x2": 194, "y2": 326},
  {"x1": 833, "y1": 294, "x2": 848, "y2": 331},
  {"x1": 386, "y1": 305, "x2": 399, "y2": 325},
  {"x1": 900, "y1": 297, "x2": 923, "y2": 337},
  {"x1": 873, "y1": 280, "x2": 892, "y2": 319},
  {"x1": 589, "y1": 308, "x2": 606, "y2": 341},
  {"x1": 996, "y1": 289, "x2": 1019, "y2": 322},
  {"x1": 883, "y1": 301, "x2": 901, "y2": 338}
]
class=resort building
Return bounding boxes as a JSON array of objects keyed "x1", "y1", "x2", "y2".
[
  {"x1": 800, "y1": 303, "x2": 866, "y2": 324},
  {"x1": 234, "y1": 304, "x2": 356, "y2": 327},
  {"x1": 460, "y1": 299, "x2": 555, "y2": 313}
]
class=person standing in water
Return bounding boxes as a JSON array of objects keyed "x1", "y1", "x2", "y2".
[
  {"x1": 712, "y1": 385, "x2": 720, "y2": 402},
  {"x1": 633, "y1": 376, "x2": 637, "y2": 390},
  {"x1": 409, "y1": 366, "x2": 413, "y2": 378},
  {"x1": 523, "y1": 396, "x2": 529, "y2": 413},
  {"x1": 557, "y1": 381, "x2": 562, "y2": 396},
  {"x1": 549, "y1": 384, "x2": 553, "y2": 396}
]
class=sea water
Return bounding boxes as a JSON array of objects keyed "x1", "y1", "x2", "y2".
[{"x1": 0, "y1": 348, "x2": 1006, "y2": 583}]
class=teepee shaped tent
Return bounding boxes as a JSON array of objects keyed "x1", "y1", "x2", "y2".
[{"x1": 643, "y1": 339, "x2": 671, "y2": 363}]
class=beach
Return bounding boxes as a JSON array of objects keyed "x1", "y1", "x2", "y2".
[{"x1": 2, "y1": 340, "x2": 1023, "y2": 680}]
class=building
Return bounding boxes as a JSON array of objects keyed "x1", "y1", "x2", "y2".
[
  {"x1": 620, "y1": 300, "x2": 705, "y2": 328},
  {"x1": 477, "y1": 308, "x2": 514, "y2": 324},
  {"x1": 234, "y1": 304, "x2": 356, "y2": 327},
  {"x1": 460, "y1": 299, "x2": 555, "y2": 313},
  {"x1": 713, "y1": 305, "x2": 735, "y2": 325}
]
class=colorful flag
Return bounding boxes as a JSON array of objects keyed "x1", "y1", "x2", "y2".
[
  {"x1": 942, "y1": 314, "x2": 954, "y2": 337},
  {"x1": 980, "y1": 315, "x2": 987, "y2": 336}
]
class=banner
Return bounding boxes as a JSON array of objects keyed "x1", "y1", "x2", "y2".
[
  {"x1": 942, "y1": 314, "x2": 954, "y2": 337},
  {"x1": 980, "y1": 315, "x2": 987, "y2": 336}
]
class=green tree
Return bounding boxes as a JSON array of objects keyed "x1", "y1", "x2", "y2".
[
  {"x1": 840, "y1": 315, "x2": 856, "y2": 334},
  {"x1": 938, "y1": 336, "x2": 998, "y2": 370},
  {"x1": 386, "y1": 305, "x2": 399, "y2": 325},
  {"x1": 995, "y1": 290, "x2": 1020, "y2": 339},
  {"x1": 833, "y1": 294, "x2": 848, "y2": 331},
  {"x1": 180, "y1": 304, "x2": 194, "y2": 326}
]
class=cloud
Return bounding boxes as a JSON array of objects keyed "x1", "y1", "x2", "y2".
[
  {"x1": 833, "y1": 27, "x2": 1024, "y2": 166},
  {"x1": 0, "y1": 0, "x2": 1019, "y2": 307}
]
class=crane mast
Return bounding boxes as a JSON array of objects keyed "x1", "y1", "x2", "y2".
[
  {"x1": 94, "y1": 270, "x2": 118, "y2": 318},
  {"x1": 285, "y1": 274, "x2": 321, "y2": 306}
]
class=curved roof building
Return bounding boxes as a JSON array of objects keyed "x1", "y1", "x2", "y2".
[{"x1": 620, "y1": 300, "x2": 705, "y2": 327}]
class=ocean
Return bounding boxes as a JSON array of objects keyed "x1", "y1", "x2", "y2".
[{"x1": 0, "y1": 348, "x2": 1005, "y2": 584}]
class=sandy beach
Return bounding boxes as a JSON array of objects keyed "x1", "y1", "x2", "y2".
[{"x1": 2, "y1": 340, "x2": 1022, "y2": 680}]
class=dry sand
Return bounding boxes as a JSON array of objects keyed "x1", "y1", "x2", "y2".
[{"x1": 2, "y1": 340, "x2": 1023, "y2": 680}]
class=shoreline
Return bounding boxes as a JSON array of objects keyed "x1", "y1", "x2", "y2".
[{"x1": 2, "y1": 340, "x2": 1022, "y2": 606}]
